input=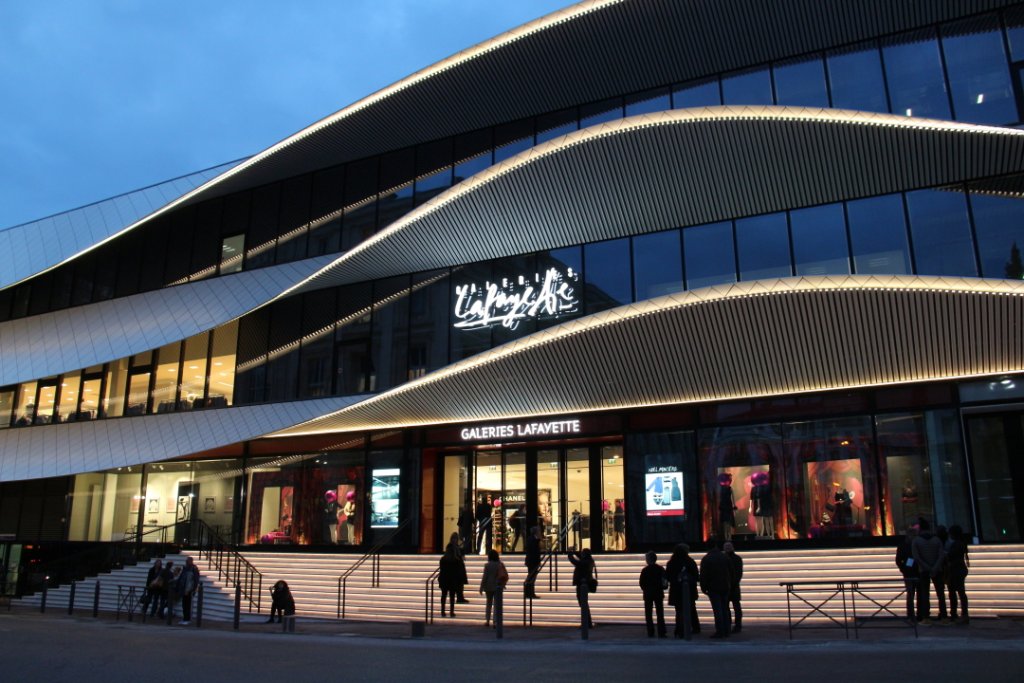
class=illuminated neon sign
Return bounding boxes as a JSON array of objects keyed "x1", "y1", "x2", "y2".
[
  {"x1": 453, "y1": 266, "x2": 579, "y2": 330},
  {"x1": 460, "y1": 419, "x2": 582, "y2": 442}
]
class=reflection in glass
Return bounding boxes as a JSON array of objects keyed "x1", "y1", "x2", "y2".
[
  {"x1": 408, "y1": 270, "x2": 450, "y2": 379},
  {"x1": 905, "y1": 189, "x2": 977, "y2": 276},
  {"x1": 56, "y1": 371, "x2": 81, "y2": 423},
  {"x1": 80, "y1": 376, "x2": 102, "y2": 420},
  {"x1": 34, "y1": 382, "x2": 56, "y2": 425},
  {"x1": 721, "y1": 67, "x2": 773, "y2": 105},
  {"x1": 0, "y1": 388, "x2": 13, "y2": 429},
  {"x1": 371, "y1": 276, "x2": 411, "y2": 392},
  {"x1": 684, "y1": 221, "x2": 736, "y2": 289},
  {"x1": 773, "y1": 56, "x2": 829, "y2": 107},
  {"x1": 633, "y1": 230, "x2": 683, "y2": 300},
  {"x1": 126, "y1": 372, "x2": 151, "y2": 416},
  {"x1": 601, "y1": 446, "x2": 625, "y2": 551},
  {"x1": 453, "y1": 128, "x2": 492, "y2": 184},
  {"x1": 846, "y1": 194, "x2": 912, "y2": 274},
  {"x1": 152, "y1": 342, "x2": 181, "y2": 413},
  {"x1": 882, "y1": 30, "x2": 951, "y2": 119},
  {"x1": 942, "y1": 16, "x2": 1015, "y2": 125},
  {"x1": 103, "y1": 359, "x2": 129, "y2": 418},
  {"x1": 14, "y1": 382, "x2": 36, "y2": 426},
  {"x1": 827, "y1": 42, "x2": 889, "y2": 113},
  {"x1": 790, "y1": 203, "x2": 850, "y2": 275},
  {"x1": 736, "y1": 212, "x2": 791, "y2": 280},
  {"x1": 967, "y1": 413, "x2": 1022, "y2": 542},
  {"x1": 584, "y1": 238, "x2": 632, "y2": 313},
  {"x1": 494, "y1": 119, "x2": 534, "y2": 163},
  {"x1": 673, "y1": 78, "x2": 721, "y2": 108},
  {"x1": 968, "y1": 187, "x2": 1024, "y2": 278},
  {"x1": 580, "y1": 97, "x2": 623, "y2": 128},
  {"x1": 180, "y1": 333, "x2": 209, "y2": 408},
  {"x1": 536, "y1": 108, "x2": 578, "y2": 144},
  {"x1": 67, "y1": 467, "x2": 142, "y2": 541},
  {"x1": 625, "y1": 87, "x2": 671, "y2": 116},
  {"x1": 219, "y1": 234, "x2": 245, "y2": 274}
]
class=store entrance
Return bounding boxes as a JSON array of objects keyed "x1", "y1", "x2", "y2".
[
  {"x1": 965, "y1": 411, "x2": 1024, "y2": 542},
  {"x1": 440, "y1": 443, "x2": 625, "y2": 554}
]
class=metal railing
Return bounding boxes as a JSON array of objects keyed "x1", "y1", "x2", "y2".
[
  {"x1": 193, "y1": 519, "x2": 262, "y2": 612},
  {"x1": 523, "y1": 519, "x2": 574, "y2": 626},
  {"x1": 780, "y1": 578, "x2": 919, "y2": 639},
  {"x1": 337, "y1": 517, "x2": 413, "y2": 619},
  {"x1": 424, "y1": 565, "x2": 441, "y2": 624}
]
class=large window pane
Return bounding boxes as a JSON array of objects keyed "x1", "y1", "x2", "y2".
[
  {"x1": 905, "y1": 188, "x2": 978, "y2": 276},
  {"x1": 537, "y1": 245, "x2": 583, "y2": 331},
  {"x1": 877, "y1": 411, "x2": 971, "y2": 536},
  {"x1": 883, "y1": 30, "x2": 951, "y2": 119},
  {"x1": 584, "y1": 238, "x2": 632, "y2": 313},
  {"x1": 827, "y1": 41, "x2": 889, "y2": 113},
  {"x1": 968, "y1": 186, "x2": 1024, "y2": 278},
  {"x1": 967, "y1": 413, "x2": 1023, "y2": 542},
  {"x1": 408, "y1": 270, "x2": 450, "y2": 379},
  {"x1": 790, "y1": 203, "x2": 850, "y2": 275},
  {"x1": 125, "y1": 372, "x2": 150, "y2": 416},
  {"x1": 371, "y1": 276, "x2": 410, "y2": 391},
  {"x1": 152, "y1": 342, "x2": 181, "y2": 413},
  {"x1": 56, "y1": 371, "x2": 81, "y2": 423},
  {"x1": 209, "y1": 321, "x2": 238, "y2": 407},
  {"x1": 942, "y1": 16, "x2": 1016, "y2": 125},
  {"x1": 1006, "y1": 6, "x2": 1024, "y2": 61},
  {"x1": 784, "y1": 416, "x2": 879, "y2": 538},
  {"x1": 580, "y1": 97, "x2": 623, "y2": 128},
  {"x1": 625, "y1": 87, "x2": 671, "y2": 116},
  {"x1": 721, "y1": 67, "x2": 774, "y2": 105},
  {"x1": 453, "y1": 128, "x2": 492, "y2": 184},
  {"x1": 13, "y1": 382, "x2": 36, "y2": 426},
  {"x1": 34, "y1": 381, "x2": 57, "y2": 425},
  {"x1": 79, "y1": 376, "x2": 101, "y2": 420},
  {"x1": 633, "y1": 230, "x2": 683, "y2": 300},
  {"x1": 180, "y1": 333, "x2": 209, "y2": 408},
  {"x1": 684, "y1": 221, "x2": 735, "y2": 289},
  {"x1": 673, "y1": 78, "x2": 721, "y2": 108},
  {"x1": 773, "y1": 56, "x2": 829, "y2": 107},
  {"x1": 536, "y1": 108, "x2": 578, "y2": 145},
  {"x1": 103, "y1": 358, "x2": 129, "y2": 417},
  {"x1": 494, "y1": 119, "x2": 533, "y2": 163},
  {"x1": 846, "y1": 194, "x2": 912, "y2": 274},
  {"x1": 736, "y1": 212, "x2": 792, "y2": 280},
  {"x1": 0, "y1": 388, "x2": 13, "y2": 429}
]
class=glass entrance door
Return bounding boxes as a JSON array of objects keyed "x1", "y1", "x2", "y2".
[{"x1": 966, "y1": 412, "x2": 1024, "y2": 542}]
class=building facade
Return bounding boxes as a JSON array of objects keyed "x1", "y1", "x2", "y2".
[{"x1": 3, "y1": 1, "x2": 1024, "y2": 571}]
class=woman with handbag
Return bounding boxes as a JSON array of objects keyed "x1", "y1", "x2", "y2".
[{"x1": 568, "y1": 547, "x2": 597, "y2": 629}]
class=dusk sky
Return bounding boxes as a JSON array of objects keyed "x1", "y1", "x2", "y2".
[{"x1": 0, "y1": 1, "x2": 571, "y2": 229}]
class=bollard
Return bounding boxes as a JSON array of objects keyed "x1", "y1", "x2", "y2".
[
  {"x1": 681, "y1": 573, "x2": 692, "y2": 641},
  {"x1": 495, "y1": 587, "x2": 504, "y2": 640},
  {"x1": 68, "y1": 581, "x2": 76, "y2": 615},
  {"x1": 40, "y1": 578, "x2": 49, "y2": 613},
  {"x1": 93, "y1": 581, "x2": 100, "y2": 618},
  {"x1": 233, "y1": 584, "x2": 241, "y2": 631},
  {"x1": 196, "y1": 583, "x2": 204, "y2": 628}
]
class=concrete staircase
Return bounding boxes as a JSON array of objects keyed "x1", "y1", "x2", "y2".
[{"x1": 16, "y1": 545, "x2": 1024, "y2": 626}]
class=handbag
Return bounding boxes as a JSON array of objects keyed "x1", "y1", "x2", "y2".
[{"x1": 587, "y1": 578, "x2": 598, "y2": 593}]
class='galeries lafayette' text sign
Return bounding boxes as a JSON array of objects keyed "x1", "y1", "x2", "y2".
[
  {"x1": 460, "y1": 419, "x2": 582, "y2": 442},
  {"x1": 453, "y1": 266, "x2": 579, "y2": 330}
]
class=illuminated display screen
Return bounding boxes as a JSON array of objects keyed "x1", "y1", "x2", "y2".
[
  {"x1": 645, "y1": 468, "x2": 684, "y2": 517},
  {"x1": 453, "y1": 266, "x2": 579, "y2": 330},
  {"x1": 370, "y1": 468, "x2": 401, "y2": 528}
]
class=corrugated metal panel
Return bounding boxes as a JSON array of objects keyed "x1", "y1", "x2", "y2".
[
  {"x1": 274, "y1": 276, "x2": 1024, "y2": 436},
  {"x1": 0, "y1": 396, "x2": 358, "y2": 482},
  {"x1": 0, "y1": 256, "x2": 333, "y2": 387}
]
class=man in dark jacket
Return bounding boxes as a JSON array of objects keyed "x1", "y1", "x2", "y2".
[
  {"x1": 639, "y1": 551, "x2": 668, "y2": 638},
  {"x1": 895, "y1": 525, "x2": 919, "y2": 621},
  {"x1": 723, "y1": 541, "x2": 743, "y2": 633},
  {"x1": 699, "y1": 538, "x2": 733, "y2": 638},
  {"x1": 666, "y1": 543, "x2": 700, "y2": 637},
  {"x1": 524, "y1": 525, "x2": 543, "y2": 599},
  {"x1": 911, "y1": 518, "x2": 946, "y2": 621}
]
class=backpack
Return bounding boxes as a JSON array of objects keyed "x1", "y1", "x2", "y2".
[{"x1": 497, "y1": 562, "x2": 510, "y2": 587}]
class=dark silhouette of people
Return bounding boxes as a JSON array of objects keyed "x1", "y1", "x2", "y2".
[
  {"x1": 723, "y1": 541, "x2": 743, "y2": 633},
  {"x1": 524, "y1": 525, "x2": 543, "y2": 599},
  {"x1": 911, "y1": 518, "x2": 947, "y2": 621},
  {"x1": 267, "y1": 580, "x2": 295, "y2": 623},
  {"x1": 568, "y1": 547, "x2": 596, "y2": 630},
  {"x1": 475, "y1": 494, "x2": 493, "y2": 553},
  {"x1": 639, "y1": 551, "x2": 668, "y2": 638},
  {"x1": 895, "y1": 525, "x2": 920, "y2": 621},
  {"x1": 946, "y1": 524, "x2": 970, "y2": 624},
  {"x1": 666, "y1": 543, "x2": 699, "y2": 637},
  {"x1": 438, "y1": 541, "x2": 463, "y2": 618},
  {"x1": 700, "y1": 538, "x2": 733, "y2": 638},
  {"x1": 508, "y1": 504, "x2": 526, "y2": 552}
]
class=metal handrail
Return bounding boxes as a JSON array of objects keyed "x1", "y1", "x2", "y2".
[
  {"x1": 336, "y1": 517, "x2": 413, "y2": 619},
  {"x1": 193, "y1": 519, "x2": 262, "y2": 612},
  {"x1": 523, "y1": 518, "x2": 574, "y2": 625},
  {"x1": 424, "y1": 566, "x2": 441, "y2": 624}
]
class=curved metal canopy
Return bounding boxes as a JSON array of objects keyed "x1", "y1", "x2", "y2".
[
  {"x1": 0, "y1": 396, "x2": 359, "y2": 482},
  {"x1": 294, "y1": 107, "x2": 1024, "y2": 291},
  {"x1": 0, "y1": 256, "x2": 332, "y2": 387},
  {"x1": 274, "y1": 275, "x2": 1024, "y2": 437}
]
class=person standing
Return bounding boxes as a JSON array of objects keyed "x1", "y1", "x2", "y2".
[
  {"x1": 639, "y1": 551, "x2": 668, "y2": 638},
  {"x1": 568, "y1": 547, "x2": 597, "y2": 630},
  {"x1": 911, "y1": 518, "x2": 946, "y2": 621},
  {"x1": 438, "y1": 542, "x2": 462, "y2": 618},
  {"x1": 699, "y1": 539, "x2": 733, "y2": 638},
  {"x1": 723, "y1": 541, "x2": 743, "y2": 633},
  {"x1": 479, "y1": 548, "x2": 508, "y2": 627},
  {"x1": 946, "y1": 524, "x2": 970, "y2": 624},
  {"x1": 475, "y1": 494, "x2": 493, "y2": 554},
  {"x1": 895, "y1": 525, "x2": 920, "y2": 621},
  {"x1": 666, "y1": 543, "x2": 700, "y2": 637},
  {"x1": 445, "y1": 532, "x2": 470, "y2": 604},
  {"x1": 143, "y1": 558, "x2": 162, "y2": 616},
  {"x1": 508, "y1": 504, "x2": 526, "y2": 552},
  {"x1": 155, "y1": 560, "x2": 174, "y2": 619},
  {"x1": 524, "y1": 525, "x2": 543, "y2": 599},
  {"x1": 176, "y1": 556, "x2": 200, "y2": 625}
]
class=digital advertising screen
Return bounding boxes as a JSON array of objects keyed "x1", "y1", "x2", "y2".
[
  {"x1": 645, "y1": 466, "x2": 685, "y2": 517},
  {"x1": 370, "y1": 468, "x2": 401, "y2": 528}
]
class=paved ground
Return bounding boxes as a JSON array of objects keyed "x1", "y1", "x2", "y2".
[{"x1": 1, "y1": 604, "x2": 1022, "y2": 682}]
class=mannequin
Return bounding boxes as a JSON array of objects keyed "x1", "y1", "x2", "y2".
[
  {"x1": 718, "y1": 473, "x2": 737, "y2": 541},
  {"x1": 323, "y1": 490, "x2": 339, "y2": 544},
  {"x1": 749, "y1": 471, "x2": 775, "y2": 539},
  {"x1": 342, "y1": 490, "x2": 357, "y2": 544}
]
